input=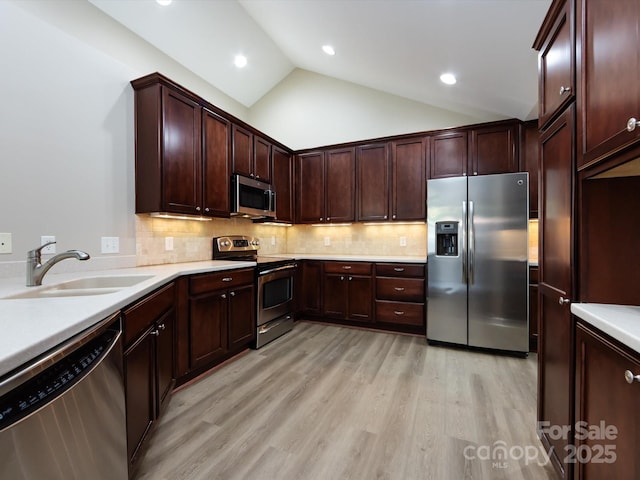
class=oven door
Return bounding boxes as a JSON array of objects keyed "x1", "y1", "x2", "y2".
[{"x1": 257, "y1": 263, "x2": 296, "y2": 326}]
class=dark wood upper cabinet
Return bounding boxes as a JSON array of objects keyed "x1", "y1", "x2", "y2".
[
  {"x1": 356, "y1": 143, "x2": 390, "y2": 222},
  {"x1": 391, "y1": 138, "x2": 426, "y2": 221},
  {"x1": 295, "y1": 151, "x2": 325, "y2": 223},
  {"x1": 430, "y1": 131, "x2": 468, "y2": 178},
  {"x1": 296, "y1": 148, "x2": 355, "y2": 223},
  {"x1": 231, "y1": 124, "x2": 254, "y2": 179},
  {"x1": 202, "y1": 108, "x2": 231, "y2": 217},
  {"x1": 272, "y1": 146, "x2": 294, "y2": 223},
  {"x1": 576, "y1": 0, "x2": 640, "y2": 170},
  {"x1": 253, "y1": 136, "x2": 272, "y2": 183},
  {"x1": 535, "y1": 0, "x2": 574, "y2": 130},
  {"x1": 469, "y1": 123, "x2": 518, "y2": 175},
  {"x1": 325, "y1": 147, "x2": 355, "y2": 223}
]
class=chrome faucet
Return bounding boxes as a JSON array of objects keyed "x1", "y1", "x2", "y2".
[{"x1": 26, "y1": 241, "x2": 90, "y2": 286}]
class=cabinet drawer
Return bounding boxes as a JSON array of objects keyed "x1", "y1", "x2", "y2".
[
  {"x1": 375, "y1": 301, "x2": 424, "y2": 326},
  {"x1": 529, "y1": 266, "x2": 539, "y2": 284},
  {"x1": 375, "y1": 263, "x2": 425, "y2": 277},
  {"x1": 324, "y1": 262, "x2": 372, "y2": 275},
  {"x1": 189, "y1": 268, "x2": 254, "y2": 295},
  {"x1": 124, "y1": 282, "x2": 175, "y2": 346},
  {"x1": 376, "y1": 277, "x2": 424, "y2": 302}
]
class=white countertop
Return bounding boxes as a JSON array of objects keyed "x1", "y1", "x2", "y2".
[
  {"x1": 0, "y1": 260, "x2": 255, "y2": 378},
  {"x1": 571, "y1": 303, "x2": 640, "y2": 354},
  {"x1": 280, "y1": 253, "x2": 427, "y2": 263}
]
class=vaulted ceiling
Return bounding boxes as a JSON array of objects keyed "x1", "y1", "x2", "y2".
[{"x1": 89, "y1": 0, "x2": 551, "y2": 121}]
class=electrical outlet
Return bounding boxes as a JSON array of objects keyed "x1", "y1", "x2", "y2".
[
  {"x1": 41, "y1": 236, "x2": 56, "y2": 254},
  {"x1": 165, "y1": 237, "x2": 174, "y2": 251},
  {"x1": 271, "y1": 236, "x2": 276, "y2": 246},
  {"x1": 101, "y1": 236, "x2": 120, "y2": 254},
  {"x1": 0, "y1": 233, "x2": 12, "y2": 254},
  {"x1": 324, "y1": 236, "x2": 331, "y2": 246},
  {"x1": 400, "y1": 236, "x2": 407, "y2": 247}
]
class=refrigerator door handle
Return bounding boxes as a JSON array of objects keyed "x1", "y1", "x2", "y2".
[
  {"x1": 469, "y1": 200, "x2": 475, "y2": 285},
  {"x1": 462, "y1": 201, "x2": 467, "y2": 283}
]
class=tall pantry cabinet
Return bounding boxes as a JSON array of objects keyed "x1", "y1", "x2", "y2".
[{"x1": 533, "y1": 1, "x2": 576, "y2": 478}]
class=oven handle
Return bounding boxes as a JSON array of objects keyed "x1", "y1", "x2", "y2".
[{"x1": 258, "y1": 263, "x2": 298, "y2": 276}]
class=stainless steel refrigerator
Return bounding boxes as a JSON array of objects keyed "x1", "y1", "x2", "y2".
[{"x1": 427, "y1": 172, "x2": 529, "y2": 353}]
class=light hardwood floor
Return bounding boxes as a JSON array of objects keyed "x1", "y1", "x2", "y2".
[{"x1": 135, "y1": 322, "x2": 558, "y2": 480}]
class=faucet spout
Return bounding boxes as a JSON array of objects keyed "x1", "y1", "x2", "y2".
[{"x1": 26, "y1": 242, "x2": 91, "y2": 286}]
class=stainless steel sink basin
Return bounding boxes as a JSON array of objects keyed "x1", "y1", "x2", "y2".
[{"x1": 4, "y1": 274, "x2": 154, "y2": 299}]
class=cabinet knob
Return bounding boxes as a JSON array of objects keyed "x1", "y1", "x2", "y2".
[
  {"x1": 255, "y1": 175, "x2": 260, "y2": 179},
  {"x1": 195, "y1": 206, "x2": 201, "y2": 212},
  {"x1": 558, "y1": 296, "x2": 570, "y2": 305},
  {"x1": 157, "y1": 323, "x2": 166, "y2": 331},
  {"x1": 624, "y1": 370, "x2": 640, "y2": 384},
  {"x1": 221, "y1": 293, "x2": 227, "y2": 299},
  {"x1": 384, "y1": 215, "x2": 388, "y2": 220},
  {"x1": 150, "y1": 330, "x2": 159, "y2": 336},
  {"x1": 392, "y1": 214, "x2": 397, "y2": 220},
  {"x1": 205, "y1": 208, "x2": 210, "y2": 213},
  {"x1": 348, "y1": 276, "x2": 352, "y2": 281},
  {"x1": 320, "y1": 217, "x2": 323, "y2": 221},
  {"x1": 250, "y1": 173, "x2": 255, "y2": 178},
  {"x1": 230, "y1": 291, "x2": 236, "y2": 297},
  {"x1": 627, "y1": 117, "x2": 640, "y2": 132},
  {"x1": 559, "y1": 86, "x2": 571, "y2": 95}
]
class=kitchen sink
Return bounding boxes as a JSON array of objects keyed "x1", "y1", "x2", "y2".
[{"x1": 4, "y1": 274, "x2": 154, "y2": 299}]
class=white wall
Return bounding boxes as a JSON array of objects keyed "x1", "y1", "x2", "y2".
[
  {"x1": 0, "y1": 0, "x2": 247, "y2": 276},
  {"x1": 249, "y1": 69, "x2": 484, "y2": 150}
]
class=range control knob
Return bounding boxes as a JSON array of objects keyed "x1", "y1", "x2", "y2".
[
  {"x1": 220, "y1": 240, "x2": 231, "y2": 247},
  {"x1": 252, "y1": 240, "x2": 260, "y2": 246}
]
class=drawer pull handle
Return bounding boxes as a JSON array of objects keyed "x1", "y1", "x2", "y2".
[
  {"x1": 222, "y1": 277, "x2": 233, "y2": 282},
  {"x1": 394, "y1": 311, "x2": 405, "y2": 316},
  {"x1": 342, "y1": 266, "x2": 352, "y2": 270},
  {"x1": 394, "y1": 287, "x2": 405, "y2": 291},
  {"x1": 394, "y1": 268, "x2": 405, "y2": 272},
  {"x1": 624, "y1": 370, "x2": 640, "y2": 384}
]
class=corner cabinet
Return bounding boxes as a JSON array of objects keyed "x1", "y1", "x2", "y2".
[
  {"x1": 574, "y1": 321, "x2": 640, "y2": 479},
  {"x1": 576, "y1": 0, "x2": 640, "y2": 170},
  {"x1": 295, "y1": 148, "x2": 355, "y2": 224},
  {"x1": 132, "y1": 74, "x2": 231, "y2": 218}
]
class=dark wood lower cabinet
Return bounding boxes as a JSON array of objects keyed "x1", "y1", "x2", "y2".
[
  {"x1": 298, "y1": 261, "x2": 323, "y2": 315},
  {"x1": 530, "y1": 266, "x2": 539, "y2": 352},
  {"x1": 122, "y1": 283, "x2": 176, "y2": 473},
  {"x1": 574, "y1": 321, "x2": 640, "y2": 479},
  {"x1": 189, "y1": 290, "x2": 228, "y2": 369}
]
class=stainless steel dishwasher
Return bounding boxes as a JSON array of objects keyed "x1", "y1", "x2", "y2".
[{"x1": 0, "y1": 312, "x2": 127, "y2": 480}]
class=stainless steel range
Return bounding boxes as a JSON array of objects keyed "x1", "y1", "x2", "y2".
[{"x1": 212, "y1": 236, "x2": 297, "y2": 348}]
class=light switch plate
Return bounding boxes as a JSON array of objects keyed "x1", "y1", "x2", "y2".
[
  {"x1": 101, "y1": 236, "x2": 120, "y2": 254},
  {"x1": 41, "y1": 235, "x2": 56, "y2": 254},
  {"x1": 165, "y1": 237, "x2": 174, "y2": 251},
  {"x1": 0, "y1": 233, "x2": 12, "y2": 254},
  {"x1": 324, "y1": 236, "x2": 331, "y2": 246},
  {"x1": 400, "y1": 236, "x2": 407, "y2": 247}
]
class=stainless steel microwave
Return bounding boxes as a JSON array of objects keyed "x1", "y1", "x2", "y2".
[{"x1": 231, "y1": 174, "x2": 276, "y2": 218}]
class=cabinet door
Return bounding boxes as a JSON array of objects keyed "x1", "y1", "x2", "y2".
[
  {"x1": 577, "y1": 0, "x2": 640, "y2": 169},
  {"x1": 575, "y1": 323, "x2": 640, "y2": 480},
  {"x1": 538, "y1": 0, "x2": 574, "y2": 129},
  {"x1": 325, "y1": 147, "x2": 355, "y2": 223},
  {"x1": 323, "y1": 274, "x2": 348, "y2": 319},
  {"x1": 189, "y1": 290, "x2": 228, "y2": 369},
  {"x1": 296, "y1": 152, "x2": 325, "y2": 223},
  {"x1": 232, "y1": 124, "x2": 253, "y2": 178},
  {"x1": 469, "y1": 123, "x2": 518, "y2": 175},
  {"x1": 347, "y1": 275, "x2": 372, "y2": 322},
  {"x1": 538, "y1": 106, "x2": 575, "y2": 479},
  {"x1": 124, "y1": 328, "x2": 154, "y2": 465},
  {"x1": 202, "y1": 108, "x2": 231, "y2": 217},
  {"x1": 298, "y1": 261, "x2": 323, "y2": 315},
  {"x1": 155, "y1": 308, "x2": 175, "y2": 415},
  {"x1": 430, "y1": 131, "x2": 468, "y2": 178},
  {"x1": 253, "y1": 136, "x2": 272, "y2": 183},
  {"x1": 529, "y1": 266, "x2": 539, "y2": 352},
  {"x1": 228, "y1": 283, "x2": 255, "y2": 350},
  {"x1": 521, "y1": 120, "x2": 540, "y2": 218},
  {"x1": 162, "y1": 87, "x2": 202, "y2": 214},
  {"x1": 357, "y1": 143, "x2": 390, "y2": 222},
  {"x1": 392, "y1": 138, "x2": 426, "y2": 221},
  {"x1": 272, "y1": 146, "x2": 293, "y2": 223}
]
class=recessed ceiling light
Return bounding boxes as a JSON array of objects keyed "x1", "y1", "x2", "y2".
[
  {"x1": 440, "y1": 73, "x2": 457, "y2": 85},
  {"x1": 234, "y1": 55, "x2": 247, "y2": 68},
  {"x1": 156, "y1": 0, "x2": 172, "y2": 6},
  {"x1": 322, "y1": 45, "x2": 335, "y2": 56}
]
